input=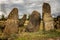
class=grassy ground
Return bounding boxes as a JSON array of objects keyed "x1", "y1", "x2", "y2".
[
  {"x1": 16, "y1": 30, "x2": 60, "y2": 40},
  {"x1": 0, "y1": 28, "x2": 60, "y2": 40}
]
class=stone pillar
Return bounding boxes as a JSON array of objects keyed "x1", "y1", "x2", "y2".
[
  {"x1": 26, "y1": 11, "x2": 41, "y2": 32},
  {"x1": 42, "y1": 3, "x2": 54, "y2": 31},
  {"x1": 19, "y1": 14, "x2": 27, "y2": 26},
  {"x1": 3, "y1": 8, "x2": 19, "y2": 39}
]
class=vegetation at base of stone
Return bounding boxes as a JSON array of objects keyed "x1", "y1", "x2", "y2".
[{"x1": 16, "y1": 31, "x2": 60, "y2": 40}]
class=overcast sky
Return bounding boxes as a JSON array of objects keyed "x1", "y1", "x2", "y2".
[{"x1": 0, "y1": 0, "x2": 60, "y2": 18}]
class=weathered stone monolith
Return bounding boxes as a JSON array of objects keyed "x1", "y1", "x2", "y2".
[
  {"x1": 3, "y1": 8, "x2": 19, "y2": 38},
  {"x1": 54, "y1": 18, "x2": 57, "y2": 29},
  {"x1": 54, "y1": 16, "x2": 60, "y2": 29},
  {"x1": 19, "y1": 14, "x2": 27, "y2": 26},
  {"x1": 57, "y1": 16, "x2": 60, "y2": 28},
  {"x1": 26, "y1": 11, "x2": 41, "y2": 32},
  {"x1": 56, "y1": 16, "x2": 60, "y2": 29},
  {"x1": 42, "y1": 3, "x2": 54, "y2": 31}
]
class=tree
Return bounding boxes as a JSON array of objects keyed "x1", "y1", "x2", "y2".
[{"x1": 1, "y1": 15, "x2": 5, "y2": 20}]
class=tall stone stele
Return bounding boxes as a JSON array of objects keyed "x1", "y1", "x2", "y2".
[
  {"x1": 26, "y1": 11, "x2": 41, "y2": 32},
  {"x1": 42, "y1": 3, "x2": 54, "y2": 31},
  {"x1": 3, "y1": 8, "x2": 19, "y2": 38}
]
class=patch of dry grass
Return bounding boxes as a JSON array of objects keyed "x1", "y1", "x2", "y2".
[{"x1": 16, "y1": 30, "x2": 60, "y2": 40}]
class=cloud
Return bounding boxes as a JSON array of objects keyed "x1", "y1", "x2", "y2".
[
  {"x1": 10, "y1": 0, "x2": 24, "y2": 4},
  {"x1": 0, "y1": 0, "x2": 24, "y2": 4},
  {"x1": 0, "y1": 11, "x2": 3, "y2": 15},
  {"x1": 0, "y1": 0, "x2": 60, "y2": 18},
  {"x1": 0, "y1": 0, "x2": 10, "y2": 4},
  {"x1": 0, "y1": 11, "x2": 4, "y2": 18},
  {"x1": 49, "y1": 0, "x2": 60, "y2": 17}
]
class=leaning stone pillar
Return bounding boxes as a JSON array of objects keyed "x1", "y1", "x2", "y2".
[{"x1": 3, "y1": 8, "x2": 19, "y2": 39}]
